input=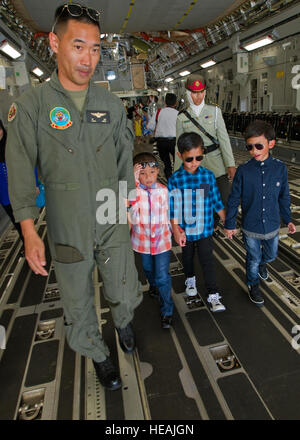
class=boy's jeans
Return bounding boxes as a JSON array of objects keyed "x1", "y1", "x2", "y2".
[
  {"x1": 141, "y1": 250, "x2": 174, "y2": 317},
  {"x1": 243, "y1": 233, "x2": 279, "y2": 286}
]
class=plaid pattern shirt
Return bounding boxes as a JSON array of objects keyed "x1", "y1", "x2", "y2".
[
  {"x1": 168, "y1": 164, "x2": 224, "y2": 241},
  {"x1": 129, "y1": 181, "x2": 172, "y2": 255}
]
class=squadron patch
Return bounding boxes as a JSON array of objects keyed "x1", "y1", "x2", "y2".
[
  {"x1": 8, "y1": 103, "x2": 17, "y2": 122},
  {"x1": 50, "y1": 107, "x2": 73, "y2": 130}
]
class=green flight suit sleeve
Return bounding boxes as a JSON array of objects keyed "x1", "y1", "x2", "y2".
[
  {"x1": 114, "y1": 104, "x2": 136, "y2": 194},
  {"x1": 216, "y1": 107, "x2": 235, "y2": 169},
  {"x1": 6, "y1": 101, "x2": 40, "y2": 223}
]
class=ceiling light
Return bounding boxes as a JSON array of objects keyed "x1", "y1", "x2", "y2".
[
  {"x1": 179, "y1": 70, "x2": 190, "y2": 77},
  {"x1": 165, "y1": 77, "x2": 174, "y2": 83},
  {"x1": 243, "y1": 35, "x2": 274, "y2": 51},
  {"x1": 157, "y1": 88, "x2": 162, "y2": 92},
  {"x1": 0, "y1": 40, "x2": 22, "y2": 59},
  {"x1": 200, "y1": 60, "x2": 216, "y2": 68},
  {"x1": 32, "y1": 67, "x2": 44, "y2": 77},
  {"x1": 45, "y1": 77, "x2": 51, "y2": 82},
  {"x1": 106, "y1": 70, "x2": 116, "y2": 80}
]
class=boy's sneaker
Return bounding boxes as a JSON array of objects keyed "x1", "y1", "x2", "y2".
[
  {"x1": 248, "y1": 284, "x2": 264, "y2": 306},
  {"x1": 185, "y1": 276, "x2": 198, "y2": 297},
  {"x1": 207, "y1": 293, "x2": 226, "y2": 312},
  {"x1": 258, "y1": 264, "x2": 269, "y2": 281},
  {"x1": 161, "y1": 315, "x2": 172, "y2": 329}
]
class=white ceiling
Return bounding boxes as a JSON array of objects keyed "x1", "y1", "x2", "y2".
[{"x1": 16, "y1": 0, "x2": 245, "y2": 33}]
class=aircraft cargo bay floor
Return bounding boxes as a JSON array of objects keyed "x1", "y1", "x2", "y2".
[{"x1": 0, "y1": 146, "x2": 299, "y2": 420}]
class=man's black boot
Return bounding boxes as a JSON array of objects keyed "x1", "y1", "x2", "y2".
[
  {"x1": 116, "y1": 322, "x2": 136, "y2": 354},
  {"x1": 93, "y1": 357, "x2": 122, "y2": 391}
]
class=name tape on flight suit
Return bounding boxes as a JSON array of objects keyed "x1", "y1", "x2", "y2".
[{"x1": 86, "y1": 111, "x2": 110, "y2": 124}]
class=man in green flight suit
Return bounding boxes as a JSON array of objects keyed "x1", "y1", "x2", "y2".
[
  {"x1": 174, "y1": 74, "x2": 236, "y2": 230},
  {"x1": 6, "y1": 3, "x2": 143, "y2": 391}
]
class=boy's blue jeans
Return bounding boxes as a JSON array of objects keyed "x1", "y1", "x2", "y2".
[
  {"x1": 141, "y1": 251, "x2": 174, "y2": 317},
  {"x1": 243, "y1": 233, "x2": 279, "y2": 286}
]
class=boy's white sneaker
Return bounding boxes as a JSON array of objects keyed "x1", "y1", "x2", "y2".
[
  {"x1": 185, "y1": 276, "x2": 198, "y2": 297},
  {"x1": 207, "y1": 293, "x2": 226, "y2": 312}
]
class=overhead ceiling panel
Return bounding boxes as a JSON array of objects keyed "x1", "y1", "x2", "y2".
[{"x1": 15, "y1": 0, "x2": 245, "y2": 33}]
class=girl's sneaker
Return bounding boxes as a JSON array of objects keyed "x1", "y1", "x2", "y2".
[
  {"x1": 161, "y1": 316, "x2": 172, "y2": 329},
  {"x1": 149, "y1": 285, "x2": 159, "y2": 298}
]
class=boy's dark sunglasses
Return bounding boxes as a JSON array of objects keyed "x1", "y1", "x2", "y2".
[
  {"x1": 52, "y1": 3, "x2": 100, "y2": 32},
  {"x1": 245, "y1": 143, "x2": 264, "y2": 151},
  {"x1": 185, "y1": 155, "x2": 203, "y2": 162},
  {"x1": 140, "y1": 162, "x2": 159, "y2": 169}
]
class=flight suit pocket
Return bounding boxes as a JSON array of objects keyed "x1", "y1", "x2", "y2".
[
  {"x1": 46, "y1": 182, "x2": 80, "y2": 191},
  {"x1": 54, "y1": 243, "x2": 84, "y2": 263},
  {"x1": 95, "y1": 243, "x2": 129, "y2": 305}
]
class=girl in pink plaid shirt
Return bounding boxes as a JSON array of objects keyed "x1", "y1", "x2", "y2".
[{"x1": 129, "y1": 153, "x2": 174, "y2": 329}]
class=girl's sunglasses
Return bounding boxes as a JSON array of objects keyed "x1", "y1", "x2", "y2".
[
  {"x1": 140, "y1": 162, "x2": 159, "y2": 169},
  {"x1": 185, "y1": 155, "x2": 203, "y2": 163}
]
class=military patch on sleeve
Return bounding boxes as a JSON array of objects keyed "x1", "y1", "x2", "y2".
[{"x1": 8, "y1": 103, "x2": 17, "y2": 122}]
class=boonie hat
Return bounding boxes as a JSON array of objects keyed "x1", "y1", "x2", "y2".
[{"x1": 185, "y1": 74, "x2": 206, "y2": 92}]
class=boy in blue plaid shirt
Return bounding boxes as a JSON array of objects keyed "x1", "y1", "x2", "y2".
[{"x1": 168, "y1": 132, "x2": 226, "y2": 312}]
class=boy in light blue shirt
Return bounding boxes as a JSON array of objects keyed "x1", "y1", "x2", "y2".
[{"x1": 168, "y1": 132, "x2": 226, "y2": 312}]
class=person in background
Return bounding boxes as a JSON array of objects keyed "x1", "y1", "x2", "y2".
[
  {"x1": 175, "y1": 74, "x2": 236, "y2": 234},
  {"x1": 148, "y1": 93, "x2": 178, "y2": 180},
  {"x1": 134, "y1": 105, "x2": 143, "y2": 144},
  {"x1": 142, "y1": 106, "x2": 152, "y2": 141},
  {"x1": 0, "y1": 119, "x2": 24, "y2": 246}
]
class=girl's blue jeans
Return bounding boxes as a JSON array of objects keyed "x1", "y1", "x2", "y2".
[{"x1": 141, "y1": 250, "x2": 174, "y2": 317}]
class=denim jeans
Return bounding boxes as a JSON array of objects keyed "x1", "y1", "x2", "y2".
[
  {"x1": 141, "y1": 251, "x2": 174, "y2": 316},
  {"x1": 243, "y1": 233, "x2": 279, "y2": 286}
]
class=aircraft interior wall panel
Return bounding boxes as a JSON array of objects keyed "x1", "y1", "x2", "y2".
[{"x1": 175, "y1": 35, "x2": 300, "y2": 114}]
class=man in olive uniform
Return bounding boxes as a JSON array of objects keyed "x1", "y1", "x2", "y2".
[
  {"x1": 174, "y1": 74, "x2": 236, "y2": 226},
  {"x1": 6, "y1": 4, "x2": 142, "y2": 391}
]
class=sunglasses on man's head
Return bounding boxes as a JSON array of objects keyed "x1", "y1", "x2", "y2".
[
  {"x1": 184, "y1": 155, "x2": 203, "y2": 163},
  {"x1": 140, "y1": 162, "x2": 159, "y2": 169},
  {"x1": 245, "y1": 143, "x2": 264, "y2": 151},
  {"x1": 52, "y1": 3, "x2": 101, "y2": 32}
]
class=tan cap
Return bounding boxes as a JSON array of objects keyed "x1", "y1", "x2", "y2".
[{"x1": 185, "y1": 74, "x2": 206, "y2": 92}]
